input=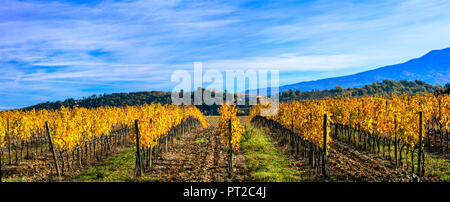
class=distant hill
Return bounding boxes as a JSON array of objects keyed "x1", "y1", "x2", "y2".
[
  {"x1": 280, "y1": 79, "x2": 445, "y2": 101},
  {"x1": 253, "y1": 47, "x2": 450, "y2": 94},
  {"x1": 24, "y1": 91, "x2": 172, "y2": 111},
  {"x1": 23, "y1": 89, "x2": 240, "y2": 116}
]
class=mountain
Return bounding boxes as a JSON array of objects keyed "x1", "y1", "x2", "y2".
[{"x1": 270, "y1": 47, "x2": 450, "y2": 93}]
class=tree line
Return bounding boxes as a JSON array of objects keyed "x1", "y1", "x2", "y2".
[{"x1": 280, "y1": 80, "x2": 447, "y2": 101}]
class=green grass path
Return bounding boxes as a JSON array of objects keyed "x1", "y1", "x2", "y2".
[
  {"x1": 240, "y1": 125, "x2": 310, "y2": 182},
  {"x1": 71, "y1": 147, "x2": 137, "y2": 182}
]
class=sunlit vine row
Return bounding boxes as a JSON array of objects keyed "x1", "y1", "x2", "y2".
[
  {"x1": 249, "y1": 100, "x2": 333, "y2": 150},
  {"x1": 249, "y1": 93, "x2": 449, "y2": 149},
  {"x1": 327, "y1": 93, "x2": 449, "y2": 147},
  {"x1": 218, "y1": 104, "x2": 245, "y2": 151},
  {"x1": 0, "y1": 104, "x2": 208, "y2": 150}
]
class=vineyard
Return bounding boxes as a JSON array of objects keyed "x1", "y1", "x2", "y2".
[
  {"x1": 0, "y1": 104, "x2": 208, "y2": 181},
  {"x1": 248, "y1": 93, "x2": 449, "y2": 181},
  {"x1": 0, "y1": 93, "x2": 449, "y2": 182}
]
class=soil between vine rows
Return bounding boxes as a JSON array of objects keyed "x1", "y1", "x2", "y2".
[
  {"x1": 143, "y1": 126, "x2": 251, "y2": 182},
  {"x1": 1, "y1": 143, "x2": 132, "y2": 182},
  {"x1": 327, "y1": 140, "x2": 411, "y2": 182}
]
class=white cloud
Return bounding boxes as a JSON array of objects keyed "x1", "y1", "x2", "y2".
[
  {"x1": 201, "y1": 54, "x2": 394, "y2": 71},
  {"x1": 1, "y1": 0, "x2": 450, "y2": 108}
]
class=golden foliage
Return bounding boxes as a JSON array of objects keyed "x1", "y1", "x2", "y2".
[
  {"x1": 249, "y1": 93, "x2": 450, "y2": 148},
  {"x1": 0, "y1": 104, "x2": 207, "y2": 150},
  {"x1": 218, "y1": 104, "x2": 244, "y2": 151}
]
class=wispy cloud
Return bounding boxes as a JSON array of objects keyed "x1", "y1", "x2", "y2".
[
  {"x1": 1, "y1": 0, "x2": 450, "y2": 109},
  {"x1": 201, "y1": 54, "x2": 395, "y2": 71}
]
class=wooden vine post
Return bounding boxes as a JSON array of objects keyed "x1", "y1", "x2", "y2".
[
  {"x1": 134, "y1": 120, "x2": 143, "y2": 179},
  {"x1": 291, "y1": 110, "x2": 296, "y2": 154},
  {"x1": 418, "y1": 111, "x2": 424, "y2": 177},
  {"x1": 322, "y1": 114, "x2": 327, "y2": 177},
  {"x1": 228, "y1": 118, "x2": 233, "y2": 179},
  {"x1": 45, "y1": 121, "x2": 61, "y2": 180},
  {"x1": 0, "y1": 133, "x2": 2, "y2": 168},
  {"x1": 7, "y1": 119, "x2": 11, "y2": 165},
  {"x1": 394, "y1": 116, "x2": 398, "y2": 167}
]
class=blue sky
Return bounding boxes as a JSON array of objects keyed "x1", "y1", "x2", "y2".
[{"x1": 1, "y1": 0, "x2": 450, "y2": 109}]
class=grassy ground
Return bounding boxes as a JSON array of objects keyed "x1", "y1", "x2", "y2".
[
  {"x1": 70, "y1": 147, "x2": 159, "y2": 182},
  {"x1": 240, "y1": 125, "x2": 309, "y2": 182},
  {"x1": 389, "y1": 146, "x2": 449, "y2": 181},
  {"x1": 2, "y1": 176, "x2": 29, "y2": 182},
  {"x1": 422, "y1": 153, "x2": 449, "y2": 181}
]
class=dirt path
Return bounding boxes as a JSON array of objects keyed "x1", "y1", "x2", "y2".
[
  {"x1": 1, "y1": 152, "x2": 56, "y2": 181},
  {"x1": 143, "y1": 123, "x2": 251, "y2": 182},
  {"x1": 1, "y1": 144, "x2": 131, "y2": 182},
  {"x1": 327, "y1": 139, "x2": 411, "y2": 182}
]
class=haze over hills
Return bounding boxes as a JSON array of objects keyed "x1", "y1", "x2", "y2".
[{"x1": 250, "y1": 47, "x2": 450, "y2": 94}]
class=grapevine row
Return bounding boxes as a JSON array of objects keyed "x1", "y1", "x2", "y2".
[
  {"x1": 0, "y1": 104, "x2": 208, "y2": 178},
  {"x1": 249, "y1": 93, "x2": 449, "y2": 177},
  {"x1": 217, "y1": 103, "x2": 245, "y2": 178}
]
